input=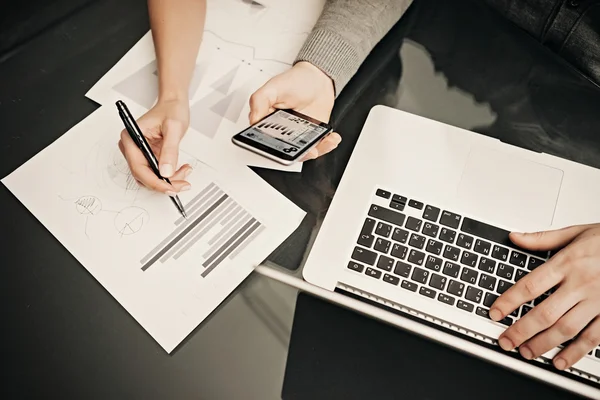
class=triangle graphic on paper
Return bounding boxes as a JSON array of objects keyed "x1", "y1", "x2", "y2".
[
  {"x1": 113, "y1": 60, "x2": 159, "y2": 109},
  {"x1": 189, "y1": 90, "x2": 224, "y2": 139},
  {"x1": 210, "y1": 66, "x2": 239, "y2": 95},
  {"x1": 210, "y1": 86, "x2": 246, "y2": 123}
]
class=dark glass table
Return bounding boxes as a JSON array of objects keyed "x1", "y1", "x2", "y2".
[{"x1": 2, "y1": 0, "x2": 599, "y2": 398}]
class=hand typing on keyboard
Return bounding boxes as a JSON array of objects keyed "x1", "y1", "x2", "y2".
[{"x1": 490, "y1": 223, "x2": 600, "y2": 371}]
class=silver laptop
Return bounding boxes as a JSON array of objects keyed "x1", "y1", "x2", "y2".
[{"x1": 302, "y1": 105, "x2": 600, "y2": 398}]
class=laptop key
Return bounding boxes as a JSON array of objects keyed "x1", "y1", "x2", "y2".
[
  {"x1": 392, "y1": 228, "x2": 409, "y2": 243},
  {"x1": 352, "y1": 247, "x2": 377, "y2": 265},
  {"x1": 478, "y1": 274, "x2": 497, "y2": 291},
  {"x1": 376, "y1": 189, "x2": 391, "y2": 199},
  {"x1": 460, "y1": 268, "x2": 478, "y2": 284},
  {"x1": 394, "y1": 261, "x2": 412, "y2": 278},
  {"x1": 374, "y1": 238, "x2": 391, "y2": 253},
  {"x1": 474, "y1": 239, "x2": 491, "y2": 256},
  {"x1": 478, "y1": 257, "x2": 496, "y2": 274},
  {"x1": 375, "y1": 222, "x2": 392, "y2": 237},
  {"x1": 419, "y1": 286, "x2": 436, "y2": 299},
  {"x1": 368, "y1": 204, "x2": 406, "y2": 227},
  {"x1": 461, "y1": 218, "x2": 549, "y2": 259},
  {"x1": 357, "y1": 233, "x2": 375, "y2": 248},
  {"x1": 443, "y1": 245, "x2": 460, "y2": 262},
  {"x1": 497, "y1": 279, "x2": 512, "y2": 295},
  {"x1": 466, "y1": 286, "x2": 483, "y2": 303},
  {"x1": 509, "y1": 251, "x2": 527, "y2": 268},
  {"x1": 426, "y1": 239, "x2": 443, "y2": 255},
  {"x1": 377, "y1": 255, "x2": 394, "y2": 271},
  {"x1": 497, "y1": 263, "x2": 515, "y2": 280},
  {"x1": 361, "y1": 218, "x2": 376, "y2": 235},
  {"x1": 392, "y1": 194, "x2": 407, "y2": 206},
  {"x1": 391, "y1": 243, "x2": 408, "y2": 260},
  {"x1": 440, "y1": 211, "x2": 461, "y2": 229},
  {"x1": 401, "y1": 280, "x2": 418, "y2": 292},
  {"x1": 443, "y1": 261, "x2": 461, "y2": 278},
  {"x1": 409, "y1": 233, "x2": 426, "y2": 249},
  {"x1": 409, "y1": 200, "x2": 424, "y2": 210},
  {"x1": 457, "y1": 300, "x2": 474, "y2": 312},
  {"x1": 515, "y1": 269, "x2": 527, "y2": 282},
  {"x1": 483, "y1": 293, "x2": 499, "y2": 308},
  {"x1": 438, "y1": 293, "x2": 456, "y2": 306},
  {"x1": 456, "y1": 234, "x2": 473, "y2": 249},
  {"x1": 448, "y1": 280, "x2": 465, "y2": 297},
  {"x1": 498, "y1": 316, "x2": 513, "y2": 326},
  {"x1": 365, "y1": 267, "x2": 382, "y2": 279},
  {"x1": 527, "y1": 257, "x2": 545, "y2": 271},
  {"x1": 389, "y1": 201, "x2": 404, "y2": 211},
  {"x1": 460, "y1": 251, "x2": 478, "y2": 268},
  {"x1": 429, "y1": 273, "x2": 447, "y2": 290},
  {"x1": 492, "y1": 245, "x2": 509, "y2": 262},
  {"x1": 383, "y1": 274, "x2": 400, "y2": 285},
  {"x1": 347, "y1": 261, "x2": 364, "y2": 273},
  {"x1": 439, "y1": 228, "x2": 456, "y2": 244},
  {"x1": 411, "y1": 267, "x2": 429, "y2": 284},
  {"x1": 476, "y1": 306, "x2": 490, "y2": 319},
  {"x1": 423, "y1": 205, "x2": 441, "y2": 222},
  {"x1": 595, "y1": 349, "x2": 600, "y2": 359},
  {"x1": 461, "y1": 217, "x2": 512, "y2": 249},
  {"x1": 425, "y1": 255, "x2": 443, "y2": 272},
  {"x1": 408, "y1": 249, "x2": 426, "y2": 266},
  {"x1": 423, "y1": 222, "x2": 440, "y2": 238},
  {"x1": 405, "y1": 217, "x2": 422, "y2": 232}
]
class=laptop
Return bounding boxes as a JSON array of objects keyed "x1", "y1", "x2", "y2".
[{"x1": 300, "y1": 105, "x2": 600, "y2": 398}]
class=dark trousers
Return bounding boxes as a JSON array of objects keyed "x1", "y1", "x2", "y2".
[{"x1": 485, "y1": 0, "x2": 600, "y2": 85}]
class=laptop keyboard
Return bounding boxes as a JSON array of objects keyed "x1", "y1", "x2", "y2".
[{"x1": 348, "y1": 187, "x2": 600, "y2": 361}]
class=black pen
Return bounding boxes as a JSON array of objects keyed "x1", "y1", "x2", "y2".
[{"x1": 115, "y1": 100, "x2": 187, "y2": 219}]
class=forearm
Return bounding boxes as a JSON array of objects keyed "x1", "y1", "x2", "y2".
[
  {"x1": 296, "y1": 0, "x2": 414, "y2": 95},
  {"x1": 147, "y1": 0, "x2": 206, "y2": 102}
]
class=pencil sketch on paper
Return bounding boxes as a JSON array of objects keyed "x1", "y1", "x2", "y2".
[
  {"x1": 85, "y1": 139, "x2": 203, "y2": 204},
  {"x1": 60, "y1": 194, "x2": 150, "y2": 238},
  {"x1": 75, "y1": 195, "x2": 103, "y2": 216},
  {"x1": 114, "y1": 206, "x2": 150, "y2": 236}
]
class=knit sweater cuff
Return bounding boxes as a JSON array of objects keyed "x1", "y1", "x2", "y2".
[{"x1": 294, "y1": 29, "x2": 362, "y2": 96}]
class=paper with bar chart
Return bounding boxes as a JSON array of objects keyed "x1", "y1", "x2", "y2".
[
  {"x1": 1, "y1": 105, "x2": 305, "y2": 353},
  {"x1": 85, "y1": 0, "x2": 325, "y2": 173}
]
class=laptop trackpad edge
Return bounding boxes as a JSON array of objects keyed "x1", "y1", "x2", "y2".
[{"x1": 456, "y1": 146, "x2": 563, "y2": 231}]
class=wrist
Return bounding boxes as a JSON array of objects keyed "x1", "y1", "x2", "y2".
[
  {"x1": 295, "y1": 61, "x2": 335, "y2": 98},
  {"x1": 157, "y1": 86, "x2": 189, "y2": 104}
]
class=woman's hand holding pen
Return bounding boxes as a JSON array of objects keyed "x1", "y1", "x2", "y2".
[{"x1": 118, "y1": 97, "x2": 193, "y2": 196}]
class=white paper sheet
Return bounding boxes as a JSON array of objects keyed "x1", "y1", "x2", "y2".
[
  {"x1": 1, "y1": 104, "x2": 305, "y2": 353},
  {"x1": 86, "y1": 0, "x2": 326, "y2": 173}
]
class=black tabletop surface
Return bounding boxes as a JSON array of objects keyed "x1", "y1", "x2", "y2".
[{"x1": 2, "y1": 0, "x2": 600, "y2": 398}]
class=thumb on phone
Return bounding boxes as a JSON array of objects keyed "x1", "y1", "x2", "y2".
[
  {"x1": 249, "y1": 82, "x2": 282, "y2": 125},
  {"x1": 158, "y1": 119, "x2": 185, "y2": 178}
]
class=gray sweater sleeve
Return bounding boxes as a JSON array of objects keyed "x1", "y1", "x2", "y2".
[{"x1": 295, "y1": 0, "x2": 414, "y2": 95}]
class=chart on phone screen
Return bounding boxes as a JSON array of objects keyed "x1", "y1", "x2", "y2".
[{"x1": 85, "y1": 0, "x2": 326, "y2": 172}]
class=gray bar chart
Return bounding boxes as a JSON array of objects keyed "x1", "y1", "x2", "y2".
[{"x1": 140, "y1": 182, "x2": 265, "y2": 277}]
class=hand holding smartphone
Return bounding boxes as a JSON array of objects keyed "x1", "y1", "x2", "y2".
[{"x1": 231, "y1": 109, "x2": 333, "y2": 165}]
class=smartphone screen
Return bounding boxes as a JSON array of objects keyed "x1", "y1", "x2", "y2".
[{"x1": 232, "y1": 109, "x2": 332, "y2": 162}]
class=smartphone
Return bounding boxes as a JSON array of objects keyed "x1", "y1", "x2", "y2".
[{"x1": 231, "y1": 109, "x2": 333, "y2": 165}]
